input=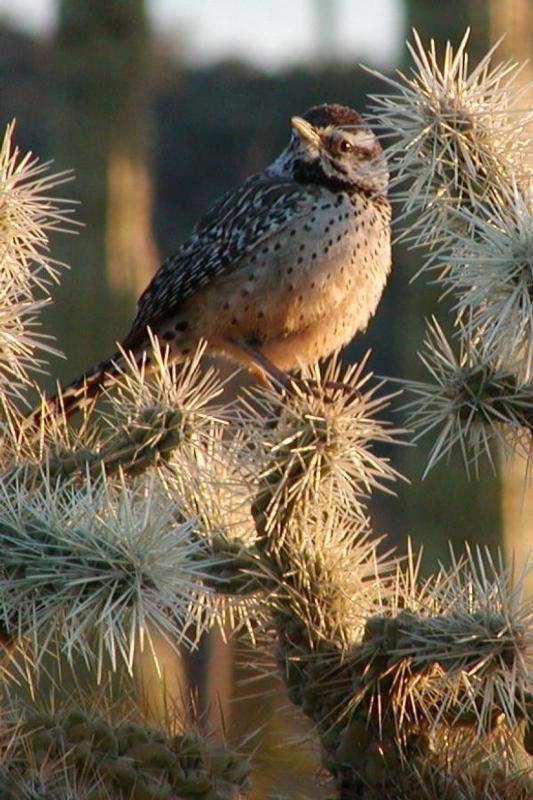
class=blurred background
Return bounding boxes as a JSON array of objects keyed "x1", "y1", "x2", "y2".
[{"x1": 0, "y1": 0, "x2": 530, "y2": 796}]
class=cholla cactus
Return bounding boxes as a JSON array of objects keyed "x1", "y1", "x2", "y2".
[
  {"x1": 367, "y1": 30, "x2": 533, "y2": 470},
  {"x1": 401, "y1": 318, "x2": 533, "y2": 475},
  {"x1": 235, "y1": 372, "x2": 532, "y2": 799},
  {"x1": 0, "y1": 672, "x2": 251, "y2": 800},
  {"x1": 0, "y1": 122, "x2": 72, "y2": 414},
  {"x1": 0, "y1": 34, "x2": 532, "y2": 800}
]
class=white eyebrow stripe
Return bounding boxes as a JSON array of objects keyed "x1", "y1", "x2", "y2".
[{"x1": 348, "y1": 130, "x2": 376, "y2": 152}]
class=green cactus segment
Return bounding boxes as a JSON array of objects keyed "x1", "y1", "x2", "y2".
[
  {"x1": 3, "y1": 709, "x2": 251, "y2": 800},
  {"x1": 249, "y1": 371, "x2": 532, "y2": 797}
]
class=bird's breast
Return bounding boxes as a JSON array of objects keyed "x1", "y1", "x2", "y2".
[{"x1": 189, "y1": 190, "x2": 391, "y2": 370}]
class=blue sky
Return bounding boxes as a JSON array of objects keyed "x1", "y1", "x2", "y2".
[{"x1": 0, "y1": 0, "x2": 405, "y2": 69}]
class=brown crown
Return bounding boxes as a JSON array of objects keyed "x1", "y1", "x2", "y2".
[{"x1": 301, "y1": 103, "x2": 365, "y2": 130}]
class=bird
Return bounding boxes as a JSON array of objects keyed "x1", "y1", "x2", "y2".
[{"x1": 32, "y1": 103, "x2": 391, "y2": 422}]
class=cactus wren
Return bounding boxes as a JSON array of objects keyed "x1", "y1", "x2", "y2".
[{"x1": 37, "y1": 103, "x2": 391, "y2": 419}]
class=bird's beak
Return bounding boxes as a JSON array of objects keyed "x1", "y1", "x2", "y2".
[{"x1": 290, "y1": 116, "x2": 321, "y2": 146}]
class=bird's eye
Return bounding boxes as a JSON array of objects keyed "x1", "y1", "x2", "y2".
[{"x1": 338, "y1": 139, "x2": 352, "y2": 153}]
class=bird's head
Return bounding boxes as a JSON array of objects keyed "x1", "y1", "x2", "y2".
[{"x1": 270, "y1": 103, "x2": 388, "y2": 195}]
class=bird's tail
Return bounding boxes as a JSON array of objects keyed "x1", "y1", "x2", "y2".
[{"x1": 27, "y1": 350, "x2": 123, "y2": 429}]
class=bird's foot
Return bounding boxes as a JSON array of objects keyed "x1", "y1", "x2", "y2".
[{"x1": 228, "y1": 338, "x2": 361, "y2": 404}]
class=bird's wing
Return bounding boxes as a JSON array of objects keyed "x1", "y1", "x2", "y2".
[{"x1": 124, "y1": 174, "x2": 325, "y2": 342}]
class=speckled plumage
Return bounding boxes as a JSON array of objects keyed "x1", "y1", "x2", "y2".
[{"x1": 35, "y1": 103, "x2": 392, "y2": 419}]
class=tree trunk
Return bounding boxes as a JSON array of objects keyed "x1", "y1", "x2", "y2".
[
  {"x1": 488, "y1": 0, "x2": 533, "y2": 595},
  {"x1": 46, "y1": 0, "x2": 158, "y2": 382}
]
